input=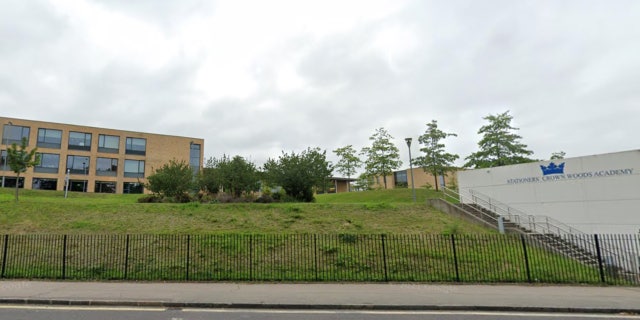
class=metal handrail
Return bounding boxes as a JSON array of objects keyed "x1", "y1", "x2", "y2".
[{"x1": 443, "y1": 187, "x2": 634, "y2": 271}]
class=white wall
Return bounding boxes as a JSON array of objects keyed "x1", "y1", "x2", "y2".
[{"x1": 457, "y1": 150, "x2": 640, "y2": 234}]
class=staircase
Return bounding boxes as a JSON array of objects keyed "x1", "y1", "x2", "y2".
[{"x1": 441, "y1": 187, "x2": 601, "y2": 267}]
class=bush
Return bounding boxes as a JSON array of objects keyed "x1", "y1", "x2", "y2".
[{"x1": 137, "y1": 195, "x2": 164, "y2": 203}]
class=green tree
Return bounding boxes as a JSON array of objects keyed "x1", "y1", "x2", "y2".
[
  {"x1": 414, "y1": 120, "x2": 459, "y2": 191},
  {"x1": 361, "y1": 127, "x2": 402, "y2": 189},
  {"x1": 213, "y1": 155, "x2": 260, "y2": 198},
  {"x1": 6, "y1": 137, "x2": 40, "y2": 202},
  {"x1": 145, "y1": 159, "x2": 194, "y2": 199},
  {"x1": 263, "y1": 147, "x2": 333, "y2": 202},
  {"x1": 353, "y1": 172, "x2": 373, "y2": 191},
  {"x1": 333, "y1": 145, "x2": 361, "y2": 192},
  {"x1": 464, "y1": 111, "x2": 534, "y2": 168},
  {"x1": 550, "y1": 151, "x2": 566, "y2": 160}
]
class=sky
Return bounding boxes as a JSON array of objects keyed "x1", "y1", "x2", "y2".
[{"x1": 2, "y1": 0, "x2": 639, "y2": 171}]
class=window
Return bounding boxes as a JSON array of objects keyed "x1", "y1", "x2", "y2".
[
  {"x1": 95, "y1": 181, "x2": 116, "y2": 193},
  {"x1": 96, "y1": 158, "x2": 118, "y2": 176},
  {"x1": 68, "y1": 180, "x2": 88, "y2": 192},
  {"x1": 68, "y1": 131, "x2": 92, "y2": 151},
  {"x1": 37, "y1": 128, "x2": 62, "y2": 149},
  {"x1": 33, "y1": 178, "x2": 57, "y2": 190},
  {"x1": 66, "y1": 155, "x2": 90, "y2": 174},
  {"x1": 123, "y1": 182, "x2": 143, "y2": 194},
  {"x1": 98, "y1": 134, "x2": 120, "y2": 153},
  {"x1": 125, "y1": 137, "x2": 146, "y2": 155},
  {"x1": 190, "y1": 143, "x2": 201, "y2": 174},
  {"x1": 34, "y1": 153, "x2": 60, "y2": 173},
  {"x1": 124, "y1": 159, "x2": 145, "y2": 178},
  {"x1": 2, "y1": 125, "x2": 30, "y2": 145},
  {"x1": 0, "y1": 150, "x2": 7, "y2": 171},
  {"x1": 394, "y1": 171, "x2": 408, "y2": 188},
  {"x1": 1, "y1": 177, "x2": 24, "y2": 188}
]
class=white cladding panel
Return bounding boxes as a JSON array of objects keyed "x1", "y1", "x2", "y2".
[{"x1": 458, "y1": 150, "x2": 640, "y2": 234}]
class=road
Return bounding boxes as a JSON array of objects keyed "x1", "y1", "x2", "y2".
[{"x1": 1, "y1": 305, "x2": 639, "y2": 320}]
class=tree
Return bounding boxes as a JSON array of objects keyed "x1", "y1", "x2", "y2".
[
  {"x1": 202, "y1": 155, "x2": 260, "y2": 198},
  {"x1": 414, "y1": 120, "x2": 459, "y2": 191},
  {"x1": 145, "y1": 159, "x2": 194, "y2": 199},
  {"x1": 464, "y1": 111, "x2": 534, "y2": 168},
  {"x1": 361, "y1": 127, "x2": 402, "y2": 189},
  {"x1": 6, "y1": 137, "x2": 40, "y2": 202},
  {"x1": 333, "y1": 145, "x2": 361, "y2": 192},
  {"x1": 550, "y1": 151, "x2": 566, "y2": 160},
  {"x1": 263, "y1": 147, "x2": 333, "y2": 202}
]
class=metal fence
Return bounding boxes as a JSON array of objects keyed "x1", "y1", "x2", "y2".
[{"x1": 0, "y1": 234, "x2": 638, "y2": 284}]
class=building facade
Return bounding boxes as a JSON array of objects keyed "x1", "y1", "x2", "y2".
[
  {"x1": 0, "y1": 117, "x2": 204, "y2": 194},
  {"x1": 457, "y1": 150, "x2": 640, "y2": 234},
  {"x1": 371, "y1": 167, "x2": 456, "y2": 190}
]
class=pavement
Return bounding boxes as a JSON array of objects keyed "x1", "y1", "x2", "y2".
[{"x1": 1, "y1": 281, "x2": 640, "y2": 314}]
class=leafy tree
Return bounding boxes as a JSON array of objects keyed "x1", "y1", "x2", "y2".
[
  {"x1": 414, "y1": 120, "x2": 459, "y2": 191},
  {"x1": 353, "y1": 173, "x2": 373, "y2": 191},
  {"x1": 464, "y1": 111, "x2": 534, "y2": 168},
  {"x1": 145, "y1": 159, "x2": 194, "y2": 199},
  {"x1": 361, "y1": 127, "x2": 402, "y2": 189},
  {"x1": 6, "y1": 137, "x2": 40, "y2": 202},
  {"x1": 550, "y1": 151, "x2": 566, "y2": 160},
  {"x1": 263, "y1": 147, "x2": 333, "y2": 202},
  {"x1": 333, "y1": 145, "x2": 361, "y2": 192}
]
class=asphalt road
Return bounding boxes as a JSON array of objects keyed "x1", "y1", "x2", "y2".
[{"x1": 1, "y1": 306, "x2": 639, "y2": 320}]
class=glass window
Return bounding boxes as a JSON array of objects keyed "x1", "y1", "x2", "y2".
[
  {"x1": 66, "y1": 155, "x2": 90, "y2": 175},
  {"x1": 125, "y1": 137, "x2": 146, "y2": 155},
  {"x1": 394, "y1": 171, "x2": 408, "y2": 188},
  {"x1": 34, "y1": 153, "x2": 60, "y2": 173},
  {"x1": 68, "y1": 131, "x2": 92, "y2": 151},
  {"x1": 95, "y1": 181, "x2": 116, "y2": 193},
  {"x1": 37, "y1": 128, "x2": 62, "y2": 149},
  {"x1": 123, "y1": 182, "x2": 143, "y2": 194},
  {"x1": 33, "y1": 178, "x2": 57, "y2": 190},
  {"x1": 0, "y1": 150, "x2": 7, "y2": 171},
  {"x1": 1, "y1": 177, "x2": 24, "y2": 188},
  {"x1": 190, "y1": 143, "x2": 201, "y2": 174},
  {"x1": 124, "y1": 159, "x2": 145, "y2": 178},
  {"x1": 68, "y1": 180, "x2": 88, "y2": 192},
  {"x1": 96, "y1": 157, "x2": 118, "y2": 176},
  {"x1": 2, "y1": 125, "x2": 30, "y2": 145},
  {"x1": 98, "y1": 134, "x2": 120, "y2": 153}
]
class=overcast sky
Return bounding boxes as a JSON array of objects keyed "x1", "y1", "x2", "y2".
[{"x1": 2, "y1": 0, "x2": 639, "y2": 171}]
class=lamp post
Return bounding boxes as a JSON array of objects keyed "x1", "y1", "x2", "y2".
[
  {"x1": 405, "y1": 138, "x2": 416, "y2": 203},
  {"x1": 64, "y1": 169, "x2": 70, "y2": 198}
]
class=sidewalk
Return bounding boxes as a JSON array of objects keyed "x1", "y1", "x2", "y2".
[{"x1": 1, "y1": 281, "x2": 640, "y2": 313}]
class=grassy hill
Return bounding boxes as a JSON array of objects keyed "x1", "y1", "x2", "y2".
[{"x1": 0, "y1": 187, "x2": 490, "y2": 234}]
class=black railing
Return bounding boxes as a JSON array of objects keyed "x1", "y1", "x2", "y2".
[{"x1": 0, "y1": 234, "x2": 638, "y2": 284}]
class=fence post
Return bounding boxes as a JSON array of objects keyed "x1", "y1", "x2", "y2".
[
  {"x1": 185, "y1": 235, "x2": 191, "y2": 281},
  {"x1": 380, "y1": 234, "x2": 389, "y2": 282},
  {"x1": 594, "y1": 234, "x2": 606, "y2": 283},
  {"x1": 1, "y1": 235, "x2": 8, "y2": 278},
  {"x1": 520, "y1": 234, "x2": 531, "y2": 283},
  {"x1": 313, "y1": 234, "x2": 318, "y2": 281},
  {"x1": 124, "y1": 235, "x2": 130, "y2": 280},
  {"x1": 62, "y1": 235, "x2": 67, "y2": 280},
  {"x1": 249, "y1": 235, "x2": 253, "y2": 281},
  {"x1": 451, "y1": 234, "x2": 460, "y2": 282}
]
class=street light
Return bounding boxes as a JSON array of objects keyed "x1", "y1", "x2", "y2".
[{"x1": 405, "y1": 138, "x2": 416, "y2": 203}]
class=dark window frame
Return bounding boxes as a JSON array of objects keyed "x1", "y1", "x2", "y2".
[
  {"x1": 124, "y1": 159, "x2": 145, "y2": 178},
  {"x1": 66, "y1": 155, "x2": 90, "y2": 175},
  {"x1": 68, "y1": 131, "x2": 92, "y2": 151},
  {"x1": 37, "y1": 128, "x2": 62, "y2": 149},
  {"x1": 34, "y1": 153, "x2": 60, "y2": 174},
  {"x1": 98, "y1": 134, "x2": 120, "y2": 153},
  {"x1": 125, "y1": 137, "x2": 146, "y2": 155},
  {"x1": 96, "y1": 157, "x2": 118, "y2": 177},
  {"x1": 2, "y1": 125, "x2": 30, "y2": 145}
]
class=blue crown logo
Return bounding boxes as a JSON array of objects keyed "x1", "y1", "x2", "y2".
[{"x1": 540, "y1": 162, "x2": 565, "y2": 175}]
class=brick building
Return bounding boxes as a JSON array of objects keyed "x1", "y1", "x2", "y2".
[{"x1": 0, "y1": 117, "x2": 204, "y2": 194}]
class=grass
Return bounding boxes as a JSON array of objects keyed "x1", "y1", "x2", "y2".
[{"x1": 0, "y1": 187, "x2": 488, "y2": 234}]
